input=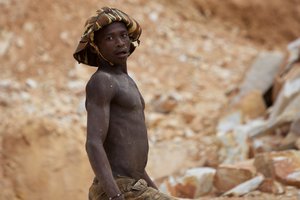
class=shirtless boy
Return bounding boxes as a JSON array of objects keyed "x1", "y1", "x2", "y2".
[{"x1": 73, "y1": 7, "x2": 176, "y2": 200}]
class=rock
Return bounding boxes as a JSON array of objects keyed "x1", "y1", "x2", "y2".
[
  {"x1": 23, "y1": 22, "x2": 35, "y2": 32},
  {"x1": 270, "y1": 76, "x2": 300, "y2": 123},
  {"x1": 296, "y1": 138, "x2": 300, "y2": 150},
  {"x1": 67, "y1": 80, "x2": 85, "y2": 92},
  {"x1": 0, "y1": 0, "x2": 11, "y2": 5},
  {"x1": 290, "y1": 116, "x2": 300, "y2": 135},
  {"x1": 217, "y1": 128, "x2": 250, "y2": 164},
  {"x1": 0, "y1": 31, "x2": 13, "y2": 56},
  {"x1": 249, "y1": 79, "x2": 300, "y2": 138},
  {"x1": 254, "y1": 151, "x2": 283, "y2": 178},
  {"x1": 219, "y1": 90, "x2": 266, "y2": 131},
  {"x1": 148, "y1": 140, "x2": 200, "y2": 178},
  {"x1": 19, "y1": 91, "x2": 31, "y2": 101},
  {"x1": 148, "y1": 12, "x2": 159, "y2": 22},
  {"x1": 217, "y1": 111, "x2": 242, "y2": 134},
  {"x1": 146, "y1": 112, "x2": 165, "y2": 128},
  {"x1": 152, "y1": 93, "x2": 179, "y2": 113},
  {"x1": 278, "y1": 117, "x2": 300, "y2": 150},
  {"x1": 162, "y1": 167, "x2": 216, "y2": 198},
  {"x1": 250, "y1": 134, "x2": 284, "y2": 155},
  {"x1": 77, "y1": 98, "x2": 86, "y2": 114},
  {"x1": 232, "y1": 51, "x2": 284, "y2": 104},
  {"x1": 15, "y1": 37, "x2": 25, "y2": 48},
  {"x1": 223, "y1": 175, "x2": 264, "y2": 196},
  {"x1": 59, "y1": 31, "x2": 71, "y2": 45},
  {"x1": 272, "y1": 37, "x2": 300, "y2": 101},
  {"x1": 26, "y1": 78, "x2": 38, "y2": 88},
  {"x1": 273, "y1": 154, "x2": 300, "y2": 187},
  {"x1": 258, "y1": 178, "x2": 285, "y2": 194},
  {"x1": 254, "y1": 150, "x2": 300, "y2": 187},
  {"x1": 234, "y1": 90, "x2": 267, "y2": 122},
  {"x1": 213, "y1": 163, "x2": 255, "y2": 193}
]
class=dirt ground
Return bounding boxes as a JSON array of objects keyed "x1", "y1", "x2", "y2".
[{"x1": 1, "y1": 0, "x2": 300, "y2": 199}]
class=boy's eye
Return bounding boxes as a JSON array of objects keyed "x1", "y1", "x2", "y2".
[
  {"x1": 106, "y1": 36, "x2": 113, "y2": 40},
  {"x1": 122, "y1": 33, "x2": 129, "y2": 38}
]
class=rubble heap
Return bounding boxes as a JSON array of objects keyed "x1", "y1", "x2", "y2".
[{"x1": 161, "y1": 39, "x2": 300, "y2": 199}]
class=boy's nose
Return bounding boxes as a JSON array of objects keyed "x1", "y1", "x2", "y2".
[{"x1": 116, "y1": 37, "x2": 125, "y2": 47}]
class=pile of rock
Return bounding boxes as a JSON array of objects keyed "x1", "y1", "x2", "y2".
[
  {"x1": 160, "y1": 150, "x2": 300, "y2": 198},
  {"x1": 159, "y1": 38, "x2": 300, "y2": 199}
]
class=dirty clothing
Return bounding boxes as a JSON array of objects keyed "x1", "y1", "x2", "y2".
[
  {"x1": 73, "y1": 6, "x2": 142, "y2": 67},
  {"x1": 88, "y1": 177, "x2": 177, "y2": 200}
]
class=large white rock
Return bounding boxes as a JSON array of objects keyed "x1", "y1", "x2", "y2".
[
  {"x1": 223, "y1": 175, "x2": 264, "y2": 196},
  {"x1": 161, "y1": 167, "x2": 216, "y2": 198}
]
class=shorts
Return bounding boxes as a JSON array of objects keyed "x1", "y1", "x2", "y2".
[{"x1": 88, "y1": 176, "x2": 177, "y2": 200}]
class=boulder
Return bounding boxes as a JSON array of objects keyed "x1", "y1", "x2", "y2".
[
  {"x1": 213, "y1": 163, "x2": 255, "y2": 193},
  {"x1": 254, "y1": 150, "x2": 300, "y2": 187},
  {"x1": 232, "y1": 51, "x2": 284, "y2": 104},
  {"x1": 162, "y1": 167, "x2": 216, "y2": 198},
  {"x1": 223, "y1": 175, "x2": 264, "y2": 196},
  {"x1": 234, "y1": 90, "x2": 267, "y2": 122},
  {"x1": 258, "y1": 178, "x2": 285, "y2": 194}
]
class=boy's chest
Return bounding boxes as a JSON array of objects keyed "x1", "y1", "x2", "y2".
[{"x1": 113, "y1": 76, "x2": 145, "y2": 110}]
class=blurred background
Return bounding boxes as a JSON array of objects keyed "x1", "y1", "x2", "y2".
[{"x1": 1, "y1": 0, "x2": 300, "y2": 199}]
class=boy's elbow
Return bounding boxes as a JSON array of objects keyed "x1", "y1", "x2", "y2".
[{"x1": 85, "y1": 139, "x2": 99, "y2": 153}]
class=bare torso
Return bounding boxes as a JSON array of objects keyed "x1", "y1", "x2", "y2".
[
  {"x1": 103, "y1": 72, "x2": 149, "y2": 179},
  {"x1": 87, "y1": 68, "x2": 149, "y2": 180}
]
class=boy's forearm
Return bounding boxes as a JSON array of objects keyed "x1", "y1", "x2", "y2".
[{"x1": 86, "y1": 142, "x2": 123, "y2": 198}]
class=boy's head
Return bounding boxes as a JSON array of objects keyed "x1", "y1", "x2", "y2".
[
  {"x1": 94, "y1": 22, "x2": 131, "y2": 66},
  {"x1": 73, "y1": 7, "x2": 142, "y2": 67}
]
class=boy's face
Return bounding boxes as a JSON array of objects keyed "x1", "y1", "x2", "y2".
[{"x1": 94, "y1": 22, "x2": 131, "y2": 65}]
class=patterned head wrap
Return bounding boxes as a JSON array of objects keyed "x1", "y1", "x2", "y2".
[{"x1": 73, "y1": 7, "x2": 142, "y2": 67}]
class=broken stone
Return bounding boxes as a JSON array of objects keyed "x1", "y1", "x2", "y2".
[
  {"x1": 233, "y1": 90, "x2": 267, "y2": 122},
  {"x1": 15, "y1": 37, "x2": 25, "y2": 48},
  {"x1": 273, "y1": 154, "x2": 300, "y2": 187},
  {"x1": 77, "y1": 98, "x2": 86, "y2": 114},
  {"x1": 287, "y1": 38, "x2": 300, "y2": 63},
  {"x1": 0, "y1": 0, "x2": 11, "y2": 5},
  {"x1": 250, "y1": 134, "x2": 284, "y2": 155},
  {"x1": 0, "y1": 31, "x2": 13, "y2": 56},
  {"x1": 23, "y1": 22, "x2": 35, "y2": 32},
  {"x1": 232, "y1": 51, "x2": 284, "y2": 104},
  {"x1": 67, "y1": 80, "x2": 85, "y2": 92},
  {"x1": 278, "y1": 116, "x2": 300, "y2": 150},
  {"x1": 217, "y1": 131, "x2": 249, "y2": 164},
  {"x1": 149, "y1": 12, "x2": 159, "y2": 22},
  {"x1": 59, "y1": 31, "x2": 72, "y2": 46},
  {"x1": 223, "y1": 175, "x2": 264, "y2": 196},
  {"x1": 217, "y1": 124, "x2": 252, "y2": 164},
  {"x1": 26, "y1": 79, "x2": 37, "y2": 89},
  {"x1": 296, "y1": 139, "x2": 300, "y2": 150},
  {"x1": 146, "y1": 112, "x2": 165, "y2": 128},
  {"x1": 217, "y1": 111, "x2": 242, "y2": 134},
  {"x1": 152, "y1": 93, "x2": 179, "y2": 113},
  {"x1": 213, "y1": 164, "x2": 255, "y2": 193},
  {"x1": 258, "y1": 178, "x2": 285, "y2": 194},
  {"x1": 254, "y1": 150, "x2": 300, "y2": 187},
  {"x1": 248, "y1": 78, "x2": 300, "y2": 138},
  {"x1": 163, "y1": 167, "x2": 216, "y2": 198},
  {"x1": 270, "y1": 75, "x2": 300, "y2": 124}
]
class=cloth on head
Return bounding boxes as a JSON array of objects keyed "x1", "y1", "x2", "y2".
[{"x1": 73, "y1": 7, "x2": 142, "y2": 67}]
